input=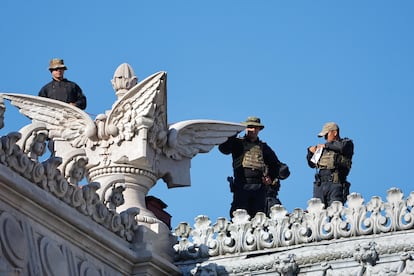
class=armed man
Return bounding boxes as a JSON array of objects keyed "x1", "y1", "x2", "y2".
[
  {"x1": 307, "y1": 122, "x2": 354, "y2": 207},
  {"x1": 219, "y1": 116, "x2": 290, "y2": 218}
]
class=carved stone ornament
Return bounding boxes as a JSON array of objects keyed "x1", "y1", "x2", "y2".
[
  {"x1": 1, "y1": 63, "x2": 244, "y2": 225},
  {"x1": 174, "y1": 189, "x2": 414, "y2": 260},
  {"x1": 0, "y1": 130, "x2": 139, "y2": 242}
]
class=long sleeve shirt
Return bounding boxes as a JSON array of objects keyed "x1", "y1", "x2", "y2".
[
  {"x1": 307, "y1": 137, "x2": 354, "y2": 179},
  {"x1": 219, "y1": 135, "x2": 289, "y2": 183},
  {"x1": 38, "y1": 78, "x2": 87, "y2": 110}
]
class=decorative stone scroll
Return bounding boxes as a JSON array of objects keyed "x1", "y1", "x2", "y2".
[{"x1": 174, "y1": 188, "x2": 414, "y2": 260}]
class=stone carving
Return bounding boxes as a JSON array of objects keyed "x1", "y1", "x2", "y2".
[
  {"x1": 64, "y1": 155, "x2": 88, "y2": 186},
  {"x1": 354, "y1": 242, "x2": 379, "y2": 267},
  {"x1": 0, "y1": 127, "x2": 137, "y2": 241},
  {"x1": 274, "y1": 254, "x2": 299, "y2": 275},
  {"x1": 188, "y1": 253, "x2": 299, "y2": 276},
  {"x1": 104, "y1": 183, "x2": 126, "y2": 211},
  {"x1": 1, "y1": 63, "x2": 244, "y2": 223},
  {"x1": 0, "y1": 212, "x2": 28, "y2": 271},
  {"x1": 398, "y1": 253, "x2": 414, "y2": 274},
  {"x1": 174, "y1": 188, "x2": 414, "y2": 260},
  {"x1": 111, "y1": 62, "x2": 138, "y2": 98},
  {"x1": 39, "y1": 236, "x2": 70, "y2": 276}
]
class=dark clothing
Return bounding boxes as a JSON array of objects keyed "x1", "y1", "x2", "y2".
[
  {"x1": 307, "y1": 137, "x2": 354, "y2": 207},
  {"x1": 231, "y1": 180, "x2": 267, "y2": 218},
  {"x1": 38, "y1": 79, "x2": 87, "y2": 110},
  {"x1": 265, "y1": 181, "x2": 282, "y2": 215},
  {"x1": 219, "y1": 135, "x2": 290, "y2": 218},
  {"x1": 312, "y1": 182, "x2": 344, "y2": 206}
]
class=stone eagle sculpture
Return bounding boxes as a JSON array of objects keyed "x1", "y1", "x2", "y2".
[{"x1": 1, "y1": 64, "x2": 244, "y2": 215}]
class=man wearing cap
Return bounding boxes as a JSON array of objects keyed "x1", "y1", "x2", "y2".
[
  {"x1": 307, "y1": 122, "x2": 354, "y2": 207},
  {"x1": 38, "y1": 58, "x2": 87, "y2": 110},
  {"x1": 219, "y1": 116, "x2": 290, "y2": 218}
]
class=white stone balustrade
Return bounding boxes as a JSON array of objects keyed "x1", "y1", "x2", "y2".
[{"x1": 174, "y1": 189, "x2": 414, "y2": 260}]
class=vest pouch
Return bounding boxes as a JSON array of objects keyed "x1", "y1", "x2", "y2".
[
  {"x1": 317, "y1": 150, "x2": 336, "y2": 169},
  {"x1": 242, "y1": 144, "x2": 265, "y2": 171},
  {"x1": 338, "y1": 155, "x2": 352, "y2": 169}
]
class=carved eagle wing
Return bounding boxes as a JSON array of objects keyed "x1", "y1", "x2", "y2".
[
  {"x1": 164, "y1": 120, "x2": 245, "y2": 160},
  {"x1": 1, "y1": 93, "x2": 96, "y2": 148},
  {"x1": 105, "y1": 71, "x2": 167, "y2": 146}
]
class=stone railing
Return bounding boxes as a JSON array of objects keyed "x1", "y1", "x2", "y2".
[{"x1": 173, "y1": 188, "x2": 414, "y2": 260}]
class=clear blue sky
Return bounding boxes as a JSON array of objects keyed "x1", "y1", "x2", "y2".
[{"x1": 1, "y1": 1, "x2": 413, "y2": 228}]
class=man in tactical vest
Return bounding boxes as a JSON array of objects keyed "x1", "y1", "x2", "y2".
[
  {"x1": 219, "y1": 116, "x2": 290, "y2": 218},
  {"x1": 307, "y1": 122, "x2": 354, "y2": 207}
]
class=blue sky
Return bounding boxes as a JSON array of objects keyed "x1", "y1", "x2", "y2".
[{"x1": 1, "y1": 1, "x2": 414, "y2": 228}]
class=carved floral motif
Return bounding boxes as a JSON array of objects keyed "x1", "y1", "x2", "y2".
[{"x1": 174, "y1": 189, "x2": 414, "y2": 260}]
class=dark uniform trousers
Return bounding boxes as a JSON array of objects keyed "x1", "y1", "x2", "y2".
[
  {"x1": 231, "y1": 179, "x2": 265, "y2": 218},
  {"x1": 313, "y1": 169, "x2": 344, "y2": 207}
]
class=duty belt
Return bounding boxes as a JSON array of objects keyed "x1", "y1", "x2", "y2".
[
  {"x1": 318, "y1": 170, "x2": 340, "y2": 183},
  {"x1": 244, "y1": 177, "x2": 263, "y2": 184}
]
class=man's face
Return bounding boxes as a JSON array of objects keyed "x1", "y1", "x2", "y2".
[
  {"x1": 245, "y1": 126, "x2": 260, "y2": 140},
  {"x1": 51, "y1": 68, "x2": 65, "y2": 80},
  {"x1": 325, "y1": 130, "x2": 337, "y2": 142}
]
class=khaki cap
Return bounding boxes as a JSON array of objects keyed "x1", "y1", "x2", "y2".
[
  {"x1": 48, "y1": 58, "x2": 67, "y2": 70},
  {"x1": 318, "y1": 122, "x2": 339, "y2": 137},
  {"x1": 242, "y1": 116, "x2": 264, "y2": 130}
]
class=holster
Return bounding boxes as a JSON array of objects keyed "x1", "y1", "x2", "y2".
[
  {"x1": 343, "y1": 181, "x2": 351, "y2": 201},
  {"x1": 314, "y1": 173, "x2": 321, "y2": 186}
]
